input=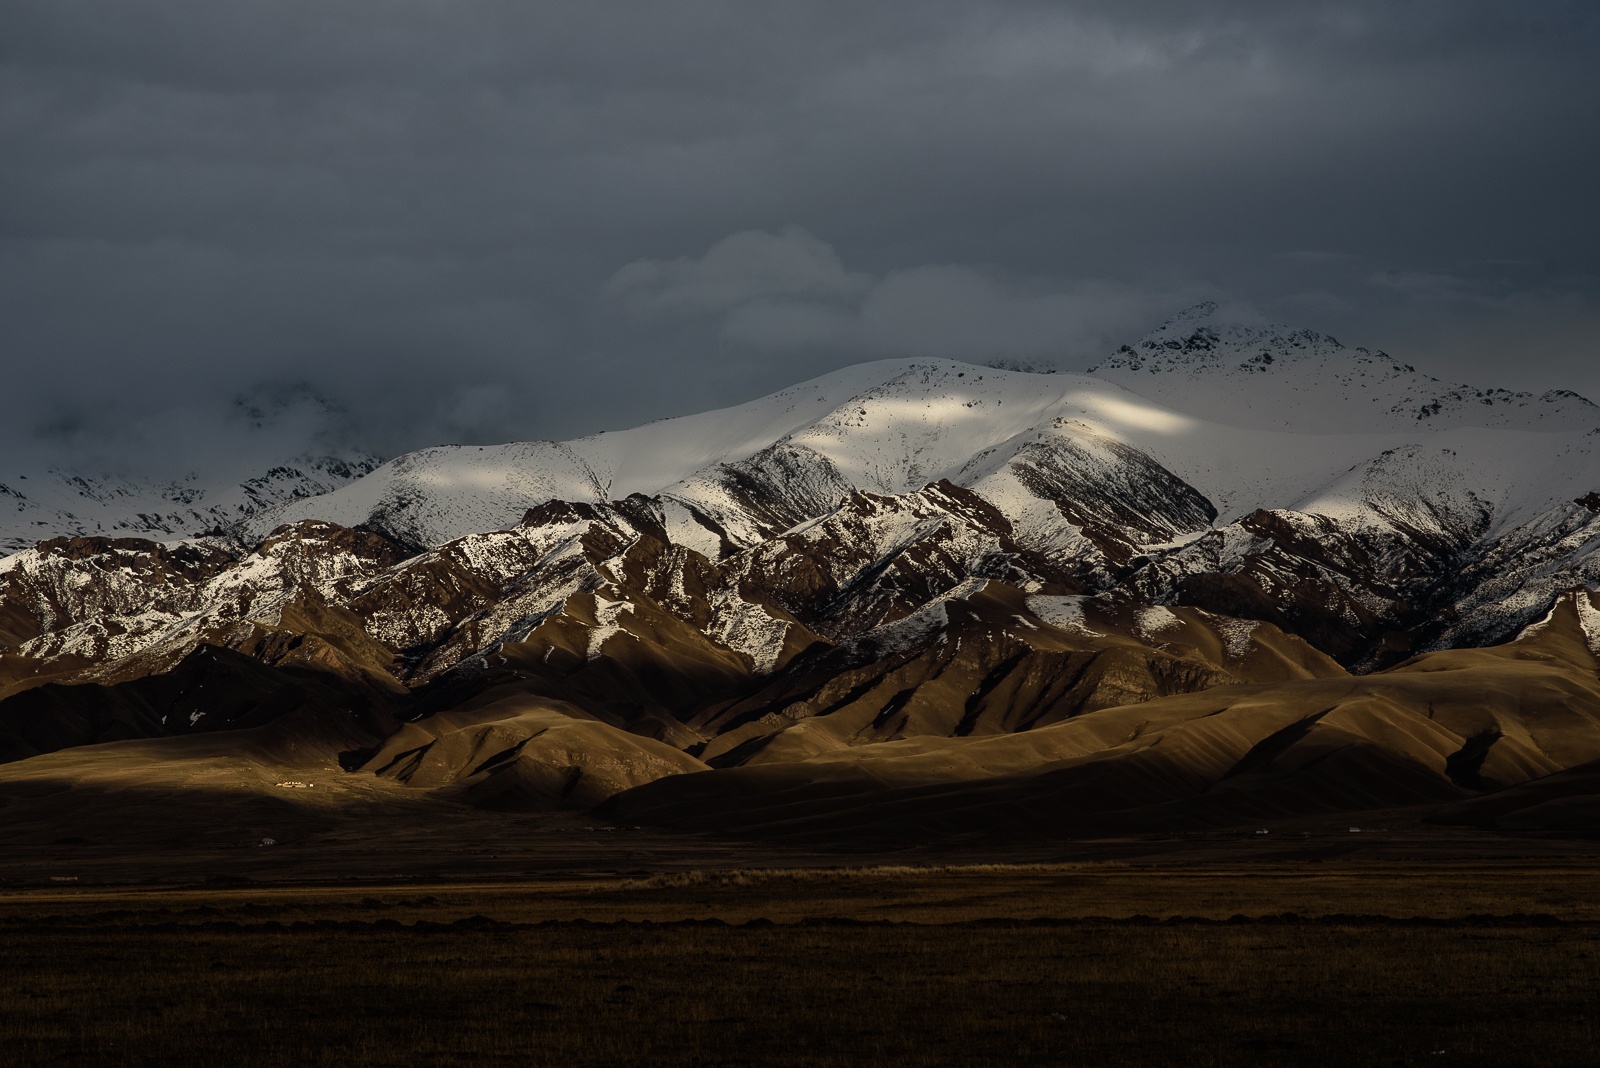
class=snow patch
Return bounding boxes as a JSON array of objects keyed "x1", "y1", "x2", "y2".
[
  {"x1": 1026, "y1": 594, "x2": 1100, "y2": 637},
  {"x1": 705, "y1": 594, "x2": 792, "y2": 674},
  {"x1": 1211, "y1": 617, "x2": 1260, "y2": 659},
  {"x1": 584, "y1": 595, "x2": 635, "y2": 660},
  {"x1": 858, "y1": 577, "x2": 988, "y2": 658},
  {"x1": 1135, "y1": 606, "x2": 1182, "y2": 640},
  {"x1": 1573, "y1": 592, "x2": 1600, "y2": 659}
]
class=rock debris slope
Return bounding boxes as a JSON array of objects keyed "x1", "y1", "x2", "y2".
[{"x1": 6, "y1": 302, "x2": 1600, "y2": 838}]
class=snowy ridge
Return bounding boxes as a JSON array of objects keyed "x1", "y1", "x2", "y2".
[
  {"x1": 191, "y1": 310, "x2": 1600, "y2": 665},
  {"x1": 7, "y1": 307, "x2": 1600, "y2": 684},
  {"x1": 0, "y1": 451, "x2": 383, "y2": 555},
  {"x1": 230, "y1": 307, "x2": 1600, "y2": 563},
  {"x1": 1091, "y1": 301, "x2": 1600, "y2": 434}
]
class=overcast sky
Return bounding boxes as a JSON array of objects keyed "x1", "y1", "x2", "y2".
[{"x1": 3, "y1": 1, "x2": 1598, "y2": 471}]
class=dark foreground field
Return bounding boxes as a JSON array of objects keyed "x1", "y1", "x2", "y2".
[{"x1": 3, "y1": 864, "x2": 1599, "y2": 1067}]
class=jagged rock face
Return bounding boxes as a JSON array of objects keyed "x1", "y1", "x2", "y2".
[
  {"x1": 1414, "y1": 499, "x2": 1600, "y2": 652},
  {"x1": 1124, "y1": 507, "x2": 1469, "y2": 665},
  {"x1": 710, "y1": 481, "x2": 1077, "y2": 641},
  {"x1": 662, "y1": 442, "x2": 857, "y2": 552},
  {"x1": 1111, "y1": 440, "x2": 1501, "y2": 666},
  {"x1": 0, "y1": 522, "x2": 408, "y2": 685},
  {"x1": 0, "y1": 537, "x2": 237, "y2": 650},
  {"x1": 971, "y1": 421, "x2": 1217, "y2": 580}
]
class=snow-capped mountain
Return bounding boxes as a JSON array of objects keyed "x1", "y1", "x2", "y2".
[
  {"x1": 7, "y1": 304, "x2": 1600, "y2": 835},
  {"x1": 200, "y1": 302, "x2": 1600, "y2": 664},
  {"x1": 1091, "y1": 300, "x2": 1600, "y2": 434},
  {"x1": 0, "y1": 386, "x2": 384, "y2": 554},
  {"x1": 238, "y1": 304, "x2": 1598, "y2": 545},
  {"x1": 0, "y1": 452, "x2": 384, "y2": 555},
  {"x1": 13, "y1": 302, "x2": 1600, "y2": 672}
]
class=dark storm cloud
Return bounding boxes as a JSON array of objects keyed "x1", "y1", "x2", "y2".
[{"x1": 2, "y1": 1, "x2": 1597, "y2": 470}]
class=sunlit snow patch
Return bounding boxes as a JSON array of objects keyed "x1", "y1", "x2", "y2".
[
  {"x1": 1025, "y1": 594, "x2": 1101, "y2": 638},
  {"x1": 1134, "y1": 605, "x2": 1183, "y2": 640},
  {"x1": 1210, "y1": 616, "x2": 1260, "y2": 659}
]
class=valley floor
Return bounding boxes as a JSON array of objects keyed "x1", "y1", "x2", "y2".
[
  {"x1": 3, "y1": 863, "x2": 1600, "y2": 1066},
  {"x1": 4, "y1": 733, "x2": 1599, "y2": 1065}
]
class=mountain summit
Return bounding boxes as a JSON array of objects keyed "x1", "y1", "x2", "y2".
[{"x1": 1092, "y1": 301, "x2": 1600, "y2": 434}]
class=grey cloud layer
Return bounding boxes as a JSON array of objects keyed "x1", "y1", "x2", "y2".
[
  {"x1": 2, "y1": 1, "x2": 1596, "y2": 470},
  {"x1": 607, "y1": 226, "x2": 1196, "y2": 362}
]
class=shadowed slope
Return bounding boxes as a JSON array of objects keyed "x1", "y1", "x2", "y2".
[
  {"x1": 603, "y1": 593, "x2": 1600, "y2": 840},
  {"x1": 0, "y1": 644, "x2": 398, "y2": 765}
]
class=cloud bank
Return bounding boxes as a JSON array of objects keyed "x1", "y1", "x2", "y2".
[
  {"x1": 1, "y1": 1, "x2": 1596, "y2": 472},
  {"x1": 608, "y1": 226, "x2": 1196, "y2": 364}
]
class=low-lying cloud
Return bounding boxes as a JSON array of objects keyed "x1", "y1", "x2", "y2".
[{"x1": 610, "y1": 227, "x2": 1197, "y2": 364}]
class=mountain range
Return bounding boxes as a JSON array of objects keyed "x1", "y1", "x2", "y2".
[{"x1": 5, "y1": 302, "x2": 1600, "y2": 844}]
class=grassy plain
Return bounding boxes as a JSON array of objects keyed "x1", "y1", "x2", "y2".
[{"x1": 3, "y1": 863, "x2": 1599, "y2": 1066}]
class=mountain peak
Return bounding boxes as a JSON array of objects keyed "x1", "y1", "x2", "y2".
[
  {"x1": 1091, "y1": 306, "x2": 1599, "y2": 435},
  {"x1": 1105, "y1": 307, "x2": 1349, "y2": 372},
  {"x1": 1161, "y1": 300, "x2": 1219, "y2": 326}
]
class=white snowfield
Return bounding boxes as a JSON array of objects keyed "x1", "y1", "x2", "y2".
[{"x1": 238, "y1": 304, "x2": 1600, "y2": 555}]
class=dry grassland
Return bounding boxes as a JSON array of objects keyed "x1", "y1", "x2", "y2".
[{"x1": 2, "y1": 863, "x2": 1599, "y2": 1066}]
